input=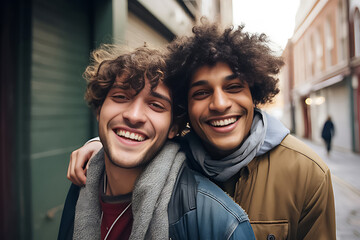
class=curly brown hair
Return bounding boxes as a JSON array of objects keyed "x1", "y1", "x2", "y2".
[
  {"x1": 84, "y1": 45, "x2": 168, "y2": 109},
  {"x1": 165, "y1": 22, "x2": 284, "y2": 129}
]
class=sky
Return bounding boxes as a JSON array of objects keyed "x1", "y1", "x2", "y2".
[{"x1": 232, "y1": 0, "x2": 301, "y2": 52}]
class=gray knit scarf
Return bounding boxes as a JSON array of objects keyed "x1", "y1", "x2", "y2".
[
  {"x1": 185, "y1": 108, "x2": 267, "y2": 182},
  {"x1": 73, "y1": 141, "x2": 185, "y2": 240}
]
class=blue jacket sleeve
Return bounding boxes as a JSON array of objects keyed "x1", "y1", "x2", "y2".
[{"x1": 229, "y1": 221, "x2": 256, "y2": 240}]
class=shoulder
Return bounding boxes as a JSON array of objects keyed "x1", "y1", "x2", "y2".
[
  {"x1": 251, "y1": 134, "x2": 331, "y2": 196},
  {"x1": 171, "y1": 165, "x2": 249, "y2": 222},
  {"x1": 258, "y1": 134, "x2": 332, "y2": 199},
  {"x1": 169, "y1": 165, "x2": 254, "y2": 239},
  {"x1": 275, "y1": 134, "x2": 329, "y2": 173},
  {"x1": 193, "y1": 171, "x2": 254, "y2": 239},
  {"x1": 194, "y1": 172, "x2": 249, "y2": 222},
  {"x1": 170, "y1": 165, "x2": 249, "y2": 221}
]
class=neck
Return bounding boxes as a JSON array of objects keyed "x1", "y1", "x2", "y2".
[
  {"x1": 104, "y1": 158, "x2": 143, "y2": 196},
  {"x1": 206, "y1": 146, "x2": 235, "y2": 160}
]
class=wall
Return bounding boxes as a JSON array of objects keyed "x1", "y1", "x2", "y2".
[
  {"x1": 29, "y1": 0, "x2": 93, "y2": 238},
  {"x1": 126, "y1": 12, "x2": 169, "y2": 48}
]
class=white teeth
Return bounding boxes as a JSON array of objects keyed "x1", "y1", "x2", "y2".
[
  {"x1": 210, "y1": 117, "x2": 237, "y2": 127},
  {"x1": 116, "y1": 130, "x2": 145, "y2": 141}
]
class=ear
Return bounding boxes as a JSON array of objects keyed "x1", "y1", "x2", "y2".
[{"x1": 168, "y1": 124, "x2": 179, "y2": 139}]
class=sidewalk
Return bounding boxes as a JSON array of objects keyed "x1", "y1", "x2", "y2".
[
  {"x1": 298, "y1": 137, "x2": 360, "y2": 239},
  {"x1": 299, "y1": 137, "x2": 360, "y2": 194}
]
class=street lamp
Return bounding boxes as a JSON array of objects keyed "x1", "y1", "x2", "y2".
[{"x1": 305, "y1": 96, "x2": 325, "y2": 105}]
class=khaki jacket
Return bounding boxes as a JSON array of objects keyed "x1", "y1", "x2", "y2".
[{"x1": 220, "y1": 135, "x2": 336, "y2": 240}]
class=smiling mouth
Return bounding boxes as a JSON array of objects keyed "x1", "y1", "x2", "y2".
[
  {"x1": 208, "y1": 117, "x2": 238, "y2": 127},
  {"x1": 115, "y1": 129, "x2": 146, "y2": 142}
]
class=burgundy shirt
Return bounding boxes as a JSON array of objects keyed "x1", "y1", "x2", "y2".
[{"x1": 100, "y1": 199, "x2": 133, "y2": 240}]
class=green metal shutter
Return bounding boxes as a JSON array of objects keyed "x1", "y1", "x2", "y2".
[{"x1": 30, "y1": 0, "x2": 92, "y2": 238}]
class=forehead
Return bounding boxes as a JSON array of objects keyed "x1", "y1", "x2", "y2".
[
  {"x1": 191, "y1": 62, "x2": 235, "y2": 82},
  {"x1": 112, "y1": 74, "x2": 171, "y2": 99}
]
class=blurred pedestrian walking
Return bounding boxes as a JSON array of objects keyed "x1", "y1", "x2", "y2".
[{"x1": 322, "y1": 116, "x2": 335, "y2": 155}]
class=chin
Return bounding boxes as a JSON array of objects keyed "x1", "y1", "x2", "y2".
[{"x1": 207, "y1": 138, "x2": 245, "y2": 157}]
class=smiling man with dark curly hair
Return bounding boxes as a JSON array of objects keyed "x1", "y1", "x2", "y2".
[{"x1": 164, "y1": 22, "x2": 336, "y2": 240}]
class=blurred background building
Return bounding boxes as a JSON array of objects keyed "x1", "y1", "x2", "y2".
[
  {"x1": 1, "y1": 0, "x2": 232, "y2": 239},
  {"x1": 279, "y1": 0, "x2": 360, "y2": 153}
]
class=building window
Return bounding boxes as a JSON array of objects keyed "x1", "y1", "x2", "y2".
[
  {"x1": 314, "y1": 28, "x2": 323, "y2": 73},
  {"x1": 355, "y1": 9, "x2": 360, "y2": 57},
  {"x1": 298, "y1": 41, "x2": 306, "y2": 84},
  {"x1": 325, "y1": 16, "x2": 334, "y2": 68},
  {"x1": 337, "y1": 0, "x2": 347, "y2": 61},
  {"x1": 294, "y1": 44, "x2": 305, "y2": 86},
  {"x1": 305, "y1": 34, "x2": 314, "y2": 77}
]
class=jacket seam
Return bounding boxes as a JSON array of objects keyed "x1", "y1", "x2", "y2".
[
  {"x1": 278, "y1": 143, "x2": 326, "y2": 173},
  {"x1": 198, "y1": 189, "x2": 248, "y2": 223}
]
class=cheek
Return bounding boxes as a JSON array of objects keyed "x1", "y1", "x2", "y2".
[
  {"x1": 244, "y1": 90, "x2": 254, "y2": 107},
  {"x1": 188, "y1": 100, "x2": 204, "y2": 121},
  {"x1": 152, "y1": 113, "x2": 173, "y2": 137},
  {"x1": 187, "y1": 106, "x2": 200, "y2": 130},
  {"x1": 99, "y1": 110, "x2": 114, "y2": 126}
]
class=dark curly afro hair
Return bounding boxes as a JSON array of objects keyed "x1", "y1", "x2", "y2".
[{"x1": 165, "y1": 22, "x2": 284, "y2": 132}]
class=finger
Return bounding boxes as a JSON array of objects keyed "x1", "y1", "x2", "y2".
[
  {"x1": 67, "y1": 151, "x2": 76, "y2": 182},
  {"x1": 67, "y1": 153, "x2": 72, "y2": 181},
  {"x1": 69, "y1": 150, "x2": 83, "y2": 186},
  {"x1": 74, "y1": 150, "x2": 90, "y2": 185}
]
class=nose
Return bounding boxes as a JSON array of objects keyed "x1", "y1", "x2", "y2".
[
  {"x1": 209, "y1": 89, "x2": 232, "y2": 112},
  {"x1": 122, "y1": 100, "x2": 147, "y2": 126}
]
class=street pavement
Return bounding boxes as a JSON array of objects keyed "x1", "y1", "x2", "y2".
[{"x1": 299, "y1": 137, "x2": 360, "y2": 240}]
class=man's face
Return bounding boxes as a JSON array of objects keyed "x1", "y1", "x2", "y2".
[
  {"x1": 188, "y1": 62, "x2": 254, "y2": 158},
  {"x1": 98, "y1": 75, "x2": 176, "y2": 169}
]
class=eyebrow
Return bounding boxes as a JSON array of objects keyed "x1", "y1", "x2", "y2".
[
  {"x1": 151, "y1": 91, "x2": 172, "y2": 105},
  {"x1": 189, "y1": 80, "x2": 208, "y2": 89},
  {"x1": 111, "y1": 83, "x2": 129, "y2": 90},
  {"x1": 224, "y1": 74, "x2": 238, "y2": 81},
  {"x1": 189, "y1": 74, "x2": 239, "y2": 89},
  {"x1": 111, "y1": 83, "x2": 171, "y2": 104}
]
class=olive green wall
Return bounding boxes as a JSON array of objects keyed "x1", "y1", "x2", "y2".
[{"x1": 30, "y1": 0, "x2": 92, "y2": 238}]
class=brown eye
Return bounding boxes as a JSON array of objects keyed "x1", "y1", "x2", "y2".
[
  {"x1": 226, "y1": 84, "x2": 243, "y2": 93},
  {"x1": 192, "y1": 90, "x2": 210, "y2": 99},
  {"x1": 149, "y1": 102, "x2": 166, "y2": 112},
  {"x1": 112, "y1": 94, "x2": 128, "y2": 101}
]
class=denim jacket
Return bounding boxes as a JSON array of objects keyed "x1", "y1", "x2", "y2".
[{"x1": 168, "y1": 164, "x2": 255, "y2": 240}]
